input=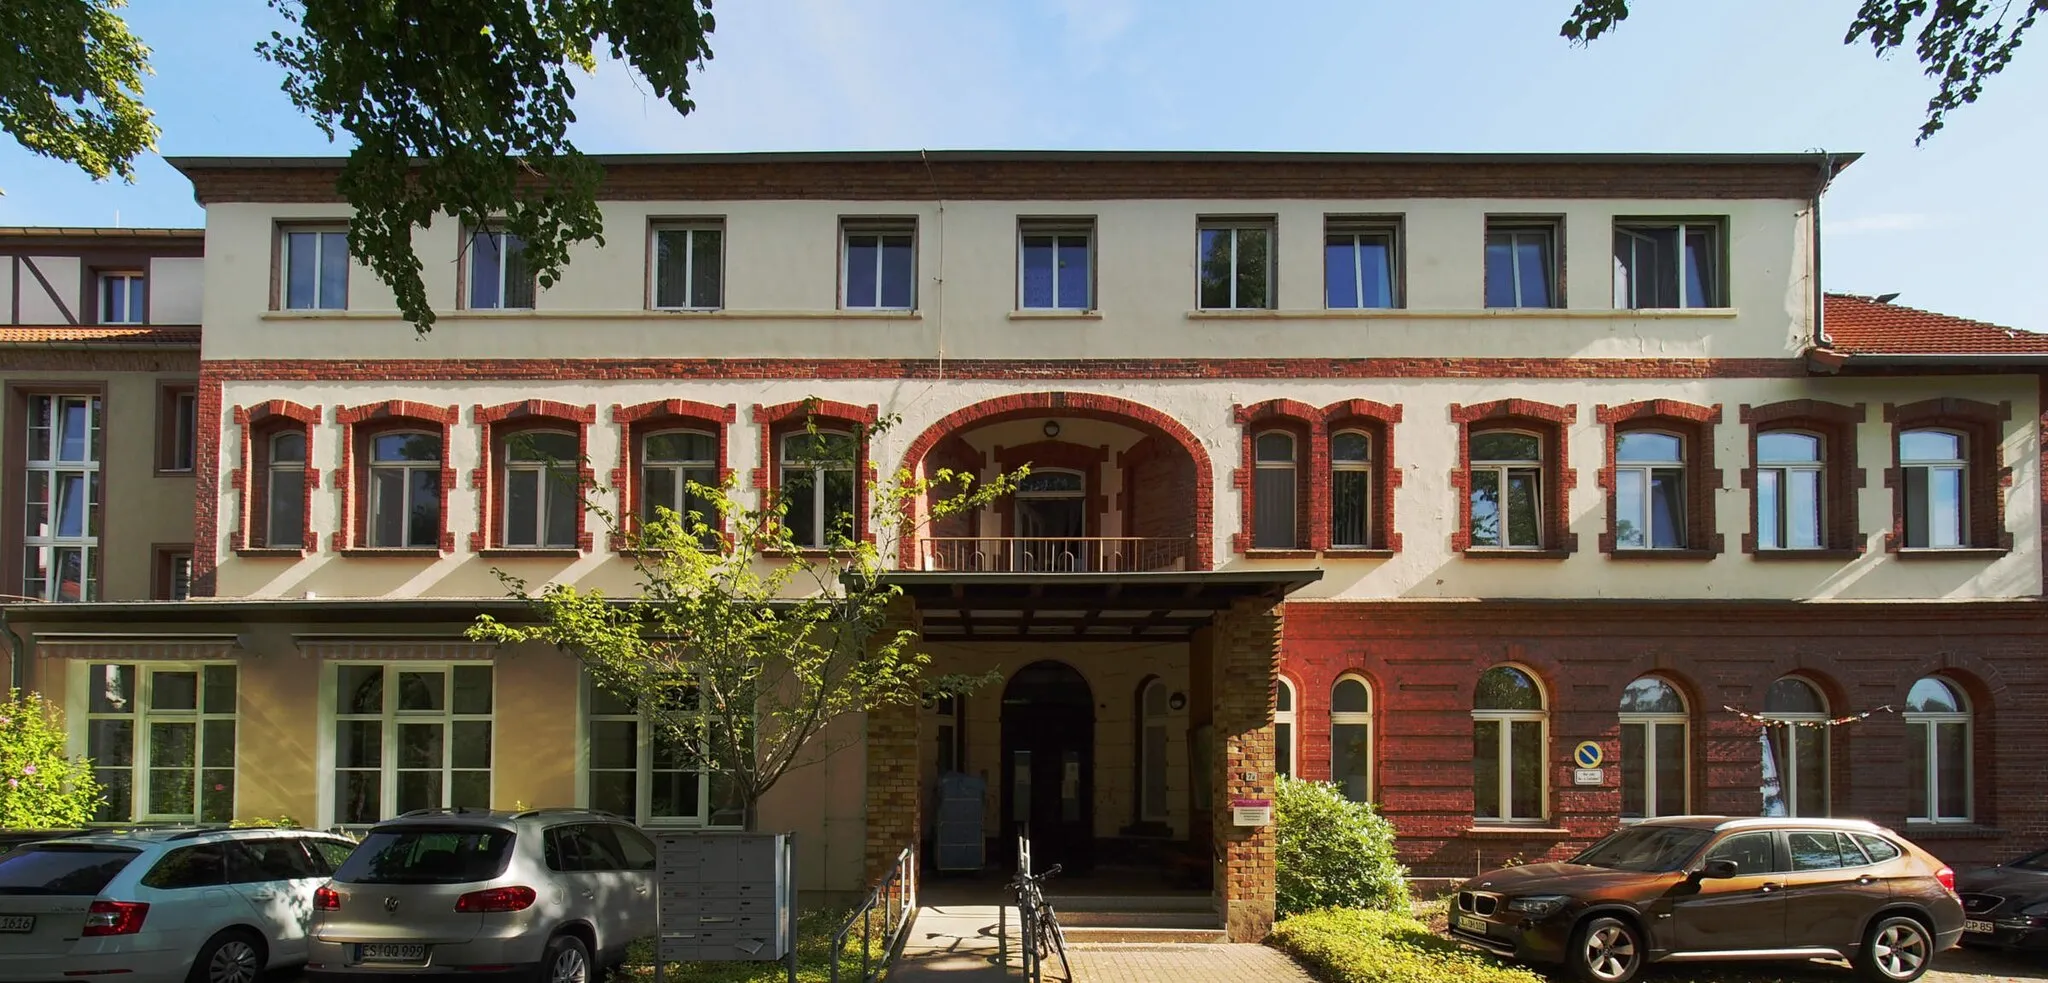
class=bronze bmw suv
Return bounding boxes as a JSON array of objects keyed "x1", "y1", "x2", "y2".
[{"x1": 1447, "y1": 817, "x2": 1963, "y2": 983}]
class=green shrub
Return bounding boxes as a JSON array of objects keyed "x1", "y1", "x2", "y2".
[
  {"x1": 0, "y1": 690, "x2": 102, "y2": 828},
  {"x1": 1269, "y1": 908, "x2": 1547, "y2": 983},
  {"x1": 1274, "y1": 774, "x2": 1408, "y2": 917},
  {"x1": 230, "y1": 816, "x2": 302, "y2": 829}
]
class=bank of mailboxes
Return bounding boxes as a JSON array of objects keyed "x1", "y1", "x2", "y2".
[{"x1": 655, "y1": 832, "x2": 793, "y2": 963}]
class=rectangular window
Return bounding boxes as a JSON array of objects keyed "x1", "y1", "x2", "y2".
[
  {"x1": 332, "y1": 664, "x2": 493, "y2": 825},
  {"x1": 1613, "y1": 220, "x2": 1723, "y2": 309},
  {"x1": 99, "y1": 272, "x2": 146, "y2": 325},
  {"x1": 1198, "y1": 221, "x2": 1272, "y2": 310},
  {"x1": 466, "y1": 228, "x2": 534, "y2": 310},
  {"x1": 1620, "y1": 719, "x2": 1687, "y2": 820},
  {"x1": 158, "y1": 386, "x2": 197, "y2": 473},
  {"x1": 1324, "y1": 219, "x2": 1400, "y2": 309},
  {"x1": 583, "y1": 677, "x2": 741, "y2": 827},
  {"x1": 83, "y1": 663, "x2": 236, "y2": 823},
  {"x1": 153, "y1": 548, "x2": 193, "y2": 601},
  {"x1": 842, "y1": 222, "x2": 916, "y2": 310},
  {"x1": 1906, "y1": 720, "x2": 1970, "y2": 822},
  {"x1": 282, "y1": 228, "x2": 350, "y2": 310},
  {"x1": 24, "y1": 394, "x2": 102, "y2": 602},
  {"x1": 650, "y1": 223, "x2": 724, "y2": 310},
  {"x1": 1484, "y1": 220, "x2": 1560, "y2": 309},
  {"x1": 1018, "y1": 220, "x2": 1093, "y2": 310}
]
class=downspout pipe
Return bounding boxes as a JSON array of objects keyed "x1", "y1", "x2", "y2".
[{"x1": 2, "y1": 607, "x2": 25, "y2": 694}]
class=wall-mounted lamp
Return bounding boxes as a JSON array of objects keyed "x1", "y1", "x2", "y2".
[
  {"x1": 1043, "y1": 420, "x2": 1062, "y2": 438},
  {"x1": 1169, "y1": 692, "x2": 1188, "y2": 711}
]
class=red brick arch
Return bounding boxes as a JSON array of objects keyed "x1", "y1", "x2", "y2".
[{"x1": 896, "y1": 392, "x2": 1214, "y2": 569}]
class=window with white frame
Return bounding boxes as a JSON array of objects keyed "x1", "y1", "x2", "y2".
[
  {"x1": 651, "y1": 223, "x2": 724, "y2": 310},
  {"x1": 584, "y1": 677, "x2": 741, "y2": 827},
  {"x1": 1273, "y1": 678, "x2": 1296, "y2": 779},
  {"x1": 1197, "y1": 221, "x2": 1273, "y2": 310},
  {"x1": 267, "y1": 431, "x2": 309, "y2": 548},
  {"x1": 1760, "y1": 676, "x2": 1829, "y2": 818},
  {"x1": 1757, "y1": 431, "x2": 1824, "y2": 550},
  {"x1": 502, "y1": 431, "x2": 580, "y2": 549},
  {"x1": 643, "y1": 431, "x2": 719, "y2": 543},
  {"x1": 1615, "y1": 431, "x2": 1686, "y2": 550},
  {"x1": 1484, "y1": 220, "x2": 1559, "y2": 308},
  {"x1": 82, "y1": 663, "x2": 236, "y2": 823},
  {"x1": 466, "y1": 228, "x2": 534, "y2": 310},
  {"x1": 780, "y1": 431, "x2": 857, "y2": 548},
  {"x1": 332, "y1": 664, "x2": 493, "y2": 825},
  {"x1": 1252, "y1": 431, "x2": 1298, "y2": 549},
  {"x1": 1904, "y1": 677, "x2": 1970, "y2": 823},
  {"x1": 1331, "y1": 675, "x2": 1372, "y2": 803},
  {"x1": 1019, "y1": 220, "x2": 1092, "y2": 310},
  {"x1": 1324, "y1": 220, "x2": 1399, "y2": 309},
  {"x1": 842, "y1": 222, "x2": 916, "y2": 310},
  {"x1": 25, "y1": 394, "x2": 102, "y2": 602},
  {"x1": 1619, "y1": 676, "x2": 1688, "y2": 820},
  {"x1": 1473, "y1": 666, "x2": 1545, "y2": 822},
  {"x1": 1613, "y1": 220, "x2": 1723, "y2": 309},
  {"x1": 282, "y1": 228, "x2": 350, "y2": 310},
  {"x1": 368, "y1": 431, "x2": 442, "y2": 549},
  {"x1": 1900, "y1": 429, "x2": 1966, "y2": 549},
  {"x1": 1468, "y1": 430, "x2": 1543, "y2": 550},
  {"x1": 1330, "y1": 430, "x2": 1373, "y2": 548},
  {"x1": 99, "y1": 272, "x2": 145, "y2": 324},
  {"x1": 1139, "y1": 679, "x2": 1170, "y2": 823}
]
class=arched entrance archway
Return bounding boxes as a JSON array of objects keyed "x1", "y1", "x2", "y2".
[{"x1": 1001, "y1": 660, "x2": 1095, "y2": 873}]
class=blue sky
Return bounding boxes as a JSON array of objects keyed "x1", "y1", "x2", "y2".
[{"x1": 1, "y1": 0, "x2": 2040, "y2": 327}]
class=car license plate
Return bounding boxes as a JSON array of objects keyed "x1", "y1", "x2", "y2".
[
  {"x1": 357, "y1": 943, "x2": 427, "y2": 963},
  {"x1": 1964, "y1": 919, "x2": 1995, "y2": 934},
  {"x1": 0, "y1": 915, "x2": 33, "y2": 933},
  {"x1": 1457, "y1": 914, "x2": 1488, "y2": 936}
]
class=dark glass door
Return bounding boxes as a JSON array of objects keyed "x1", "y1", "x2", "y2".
[{"x1": 1000, "y1": 662, "x2": 1095, "y2": 874}]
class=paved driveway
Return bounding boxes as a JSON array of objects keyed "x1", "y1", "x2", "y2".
[{"x1": 1629, "y1": 945, "x2": 2046, "y2": 983}]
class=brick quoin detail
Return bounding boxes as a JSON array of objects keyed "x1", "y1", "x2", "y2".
[
  {"x1": 472, "y1": 400, "x2": 598, "y2": 553},
  {"x1": 895, "y1": 392, "x2": 1216, "y2": 569},
  {"x1": 229, "y1": 400, "x2": 322, "y2": 555},
  {"x1": 754, "y1": 400, "x2": 880, "y2": 544},
  {"x1": 1594, "y1": 399, "x2": 1725, "y2": 556},
  {"x1": 1448, "y1": 399, "x2": 1578, "y2": 554},
  {"x1": 1738, "y1": 400, "x2": 1868, "y2": 553},
  {"x1": 610, "y1": 400, "x2": 737, "y2": 550},
  {"x1": 1234, "y1": 398, "x2": 1403, "y2": 554},
  {"x1": 1214, "y1": 598, "x2": 1283, "y2": 942},
  {"x1": 192, "y1": 374, "x2": 224, "y2": 596},
  {"x1": 334, "y1": 401, "x2": 460, "y2": 553},
  {"x1": 1882, "y1": 397, "x2": 2013, "y2": 553}
]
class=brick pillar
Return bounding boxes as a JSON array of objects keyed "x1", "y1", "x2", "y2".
[
  {"x1": 864, "y1": 602, "x2": 923, "y2": 886},
  {"x1": 1212, "y1": 597, "x2": 1281, "y2": 941}
]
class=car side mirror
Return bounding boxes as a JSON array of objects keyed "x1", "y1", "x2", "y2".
[{"x1": 1695, "y1": 859, "x2": 1739, "y2": 880}]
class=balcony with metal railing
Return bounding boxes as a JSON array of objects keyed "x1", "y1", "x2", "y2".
[{"x1": 916, "y1": 536, "x2": 1195, "y2": 573}]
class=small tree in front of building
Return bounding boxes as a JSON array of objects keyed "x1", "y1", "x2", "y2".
[
  {"x1": 0, "y1": 689, "x2": 103, "y2": 828},
  {"x1": 1273, "y1": 774, "x2": 1408, "y2": 917},
  {"x1": 471, "y1": 403, "x2": 1022, "y2": 830}
]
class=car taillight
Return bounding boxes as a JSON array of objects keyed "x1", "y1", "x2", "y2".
[
  {"x1": 454, "y1": 886, "x2": 537, "y2": 913},
  {"x1": 314, "y1": 886, "x2": 341, "y2": 911},
  {"x1": 81, "y1": 900, "x2": 149, "y2": 936},
  {"x1": 1937, "y1": 866, "x2": 1956, "y2": 892}
]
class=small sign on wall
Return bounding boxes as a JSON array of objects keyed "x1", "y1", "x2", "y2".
[
  {"x1": 1231, "y1": 798, "x2": 1273, "y2": 826},
  {"x1": 1573, "y1": 768, "x2": 1605, "y2": 786}
]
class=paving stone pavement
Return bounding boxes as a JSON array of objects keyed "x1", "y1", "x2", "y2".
[{"x1": 1058, "y1": 943, "x2": 1320, "y2": 983}]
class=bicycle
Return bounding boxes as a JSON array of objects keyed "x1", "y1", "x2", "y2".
[{"x1": 1011, "y1": 862, "x2": 1071, "y2": 982}]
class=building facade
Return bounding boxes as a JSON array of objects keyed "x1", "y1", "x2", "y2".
[{"x1": 4, "y1": 152, "x2": 2046, "y2": 940}]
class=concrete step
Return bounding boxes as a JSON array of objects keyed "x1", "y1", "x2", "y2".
[
  {"x1": 1058, "y1": 926, "x2": 1230, "y2": 944},
  {"x1": 1053, "y1": 909, "x2": 1220, "y2": 930},
  {"x1": 1042, "y1": 893, "x2": 1215, "y2": 913}
]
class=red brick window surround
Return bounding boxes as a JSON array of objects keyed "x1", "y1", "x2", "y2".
[
  {"x1": 1450, "y1": 399, "x2": 1576, "y2": 556},
  {"x1": 754, "y1": 400, "x2": 879, "y2": 549},
  {"x1": 473, "y1": 400, "x2": 597, "y2": 554},
  {"x1": 1234, "y1": 398, "x2": 1402, "y2": 556},
  {"x1": 334, "y1": 401, "x2": 458, "y2": 553},
  {"x1": 611, "y1": 400, "x2": 736, "y2": 550},
  {"x1": 1324, "y1": 399, "x2": 1402, "y2": 553},
  {"x1": 1595, "y1": 400, "x2": 1723, "y2": 557},
  {"x1": 1739, "y1": 400, "x2": 1866, "y2": 556},
  {"x1": 1883, "y1": 398, "x2": 2012, "y2": 554},
  {"x1": 230, "y1": 400, "x2": 321, "y2": 555}
]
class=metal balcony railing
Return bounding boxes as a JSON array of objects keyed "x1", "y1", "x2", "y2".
[{"x1": 917, "y1": 536, "x2": 1193, "y2": 573}]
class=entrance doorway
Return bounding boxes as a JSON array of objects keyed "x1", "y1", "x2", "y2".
[
  {"x1": 1013, "y1": 469, "x2": 1087, "y2": 571},
  {"x1": 1001, "y1": 661, "x2": 1095, "y2": 874}
]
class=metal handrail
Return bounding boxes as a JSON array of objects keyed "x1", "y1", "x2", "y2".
[
  {"x1": 830, "y1": 846, "x2": 917, "y2": 983},
  {"x1": 918, "y1": 536, "x2": 1194, "y2": 573}
]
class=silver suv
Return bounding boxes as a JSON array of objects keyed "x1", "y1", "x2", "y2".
[{"x1": 307, "y1": 809, "x2": 655, "y2": 983}]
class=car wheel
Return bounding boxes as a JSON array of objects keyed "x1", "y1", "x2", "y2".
[
  {"x1": 186, "y1": 928, "x2": 265, "y2": 983},
  {"x1": 1856, "y1": 915, "x2": 1935, "y2": 983},
  {"x1": 1567, "y1": 916, "x2": 1644, "y2": 983},
  {"x1": 541, "y1": 934, "x2": 593, "y2": 983}
]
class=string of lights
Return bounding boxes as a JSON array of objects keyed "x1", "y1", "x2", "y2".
[{"x1": 1721, "y1": 704, "x2": 1896, "y2": 728}]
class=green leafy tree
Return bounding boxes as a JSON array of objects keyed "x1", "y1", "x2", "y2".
[
  {"x1": 471, "y1": 403, "x2": 1023, "y2": 830},
  {"x1": 1273, "y1": 775, "x2": 1409, "y2": 917},
  {"x1": 1562, "y1": 0, "x2": 2042, "y2": 142},
  {"x1": 0, "y1": 690, "x2": 104, "y2": 828},
  {"x1": 0, "y1": 0, "x2": 156, "y2": 183}
]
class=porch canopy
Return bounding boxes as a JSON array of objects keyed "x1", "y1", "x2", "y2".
[{"x1": 880, "y1": 569, "x2": 1322, "y2": 642}]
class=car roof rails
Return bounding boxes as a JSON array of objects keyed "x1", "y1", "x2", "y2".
[
  {"x1": 395, "y1": 806, "x2": 493, "y2": 819},
  {"x1": 509, "y1": 807, "x2": 627, "y2": 821}
]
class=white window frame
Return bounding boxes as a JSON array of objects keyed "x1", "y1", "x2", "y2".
[
  {"x1": 267, "y1": 430, "x2": 309, "y2": 549},
  {"x1": 1761, "y1": 677, "x2": 1830, "y2": 818},
  {"x1": 72, "y1": 662, "x2": 237, "y2": 824},
  {"x1": 1330, "y1": 674, "x2": 1373, "y2": 803},
  {"x1": 1612, "y1": 220, "x2": 1722, "y2": 310},
  {"x1": 1904, "y1": 677, "x2": 1972, "y2": 824},
  {"x1": 321, "y1": 662, "x2": 494, "y2": 828},
  {"x1": 465, "y1": 227, "x2": 531, "y2": 310},
  {"x1": 280, "y1": 226, "x2": 350, "y2": 310},
  {"x1": 780, "y1": 431, "x2": 857, "y2": 548},
  {"x1": 1196, "y1": 220, "x2": 1274, "y2": 310},
  {"x1": 577, "y1": 676, "x2": 735, "y2": 828},
  {"x1": 642, "y1": 429, "x2": 719, "y2": 523},
  {"x1": 1618, "y1": 677, "x2": 1690, "y2": 821},
  {"x1": 841, "y1": 222, "x2": 917, "y2": 311},
  {"x1": 1900, "y1": 428, "x2": 1969, "y2": 550},
  {"x1": 500, "y1": 430, "x2": 580, "y2": 549},
  {"x1": 1468, "y1": 429, "x2": 1545, "y2": 550},
  {"x1": 648, "y1": 221, "x2": 725, "y2": 311},
  {"x1": 1756, "y1": 430, "x2": 1825, "y2": 551},
  {"x1": 1484, "y1": 223, "x2": 1559, "y2": 309},
  {"x1": 1017, "y1": 221, "x2": 1094, "y2": 310},
  {"x1": 25, "y1": 393, "x2": 102, "y2": 602},
  {"x1": 1472, "y1": 665, "x2": 1547, "y2": 824},
  {"x1": 1330, "y1": 429, "x2": 1373, "y2": 549},
  {"x1": 1252, "y1": 430, "x2": 1298, "y2": 549},
  {"x1": 1324, "y1": 220, "x2": 1401, "y2": 309},
  {"x1": 1273, "y1": 677, "x2": 1296, "y2": 779},
  {"x1": 1614, "y1": 429, "x2": 1687, "y2": 551},
  {"x1": 367, "y1": 430, "x2": 442, "y2": 549},
  {"x1": 1139, "y1": 678, "x2": 1170, "y2": 823},
  {"x1": 99, "y1": 271, "x2": 146, "y2": 325}
]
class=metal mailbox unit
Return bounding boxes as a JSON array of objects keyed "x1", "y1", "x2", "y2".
[{"x1": 654, "y1": 831, "x2": 798, "y2": 983}]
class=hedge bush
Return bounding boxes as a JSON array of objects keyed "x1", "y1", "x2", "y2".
[
  {"x1": 1273, "y1": 774, "x2": 1408, "y2": 917},
  {"x1": 0, "y1": 690, "x2": 102, "y2": 828},
  {"x1": 1269, "y1": 908, "x2": 1547, "y2": 983}
]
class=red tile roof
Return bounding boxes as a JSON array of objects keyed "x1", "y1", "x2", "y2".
[
  {"x1": 0, "y1": 325, "x2": 199, "y2": 346},
  {"x1": 1824, "y1": 293, "x2": 2048, "y2": 355}
]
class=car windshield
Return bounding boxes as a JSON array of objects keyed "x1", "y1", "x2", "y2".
[
  {"x1": 335, "y1": 827, "x2": 516, "y2": 885},
  {"x1": 0, "y1": 844, "x2": 141, "y2": 895},
  {"x1": 1571, "y1": 826, "x2": 1713, "y2": 873},
  {"x1": 2009, "y1": 849, "x2": 2048, "y2": 872}
]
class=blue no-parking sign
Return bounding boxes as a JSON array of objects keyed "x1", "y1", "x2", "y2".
[{"x1": 1573, "y1": 741, "x2": 1604, "y2": 769}]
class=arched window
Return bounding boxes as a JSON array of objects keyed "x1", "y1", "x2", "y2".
[
  {"x1": 1273, "y1": 678, "x2": 1296, "y2": 779},
  {"x1": 368, "y1": 431, "x2": 443, "y2": 549},
  {"x1": 781, "y1": 431, "x2": 857, "y2": 549},
  {"x1": 1756, "y1": 431, "x2": 1824, "y2": 550},
  {"x1": 1253, "y1": 431, "x2": 1298, "y2": 548},
  {"x1": 1904, "y1": 677, "x2": 1971, "y2": 823},
  {"x1": 1899, "y1": 429, "x2": 1966, "y2": 549},
  {"x1": 266, "y1": 431, "x2": 308, "y2": 549},
  {"x1": 643, "y1": 430, "x2": 719, "y2": 541},
  {"x1": 1469, "y1": 430, "x2": 1543, "y2": 549},
  {"x1": 1139, "y1": 679, "x2": 1170, "y2": 823},
  {"x1": 1330, "y1": 430, "x2": 1372, "y2": 548},
  {"x1": 1619, "y1": 677, "x2": 1688, "y2": 819},
  {"x1": 1331, "y1": 675, "x2": 1372, "y2": 803},
  {"x1": 502, "y1": 431, "x2": 580, "y2": 549},
  {"x1": 1615, "y1": 430, "x2": 1685, "y2": 550},
  {"x1": 1473, "y1": 666, "x2": 1545, "y2": 822},
  {"x1": 1761, "y1": 676, "x2": 1829, "y2": 817}
]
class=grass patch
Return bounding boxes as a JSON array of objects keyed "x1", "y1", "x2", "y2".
[
  {"x1": 622, "y1": 906, "x2": 894, "y2": 983},
  {"x1": 1269, "y1": 908, "x2": 1547, "y2": 983}
]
